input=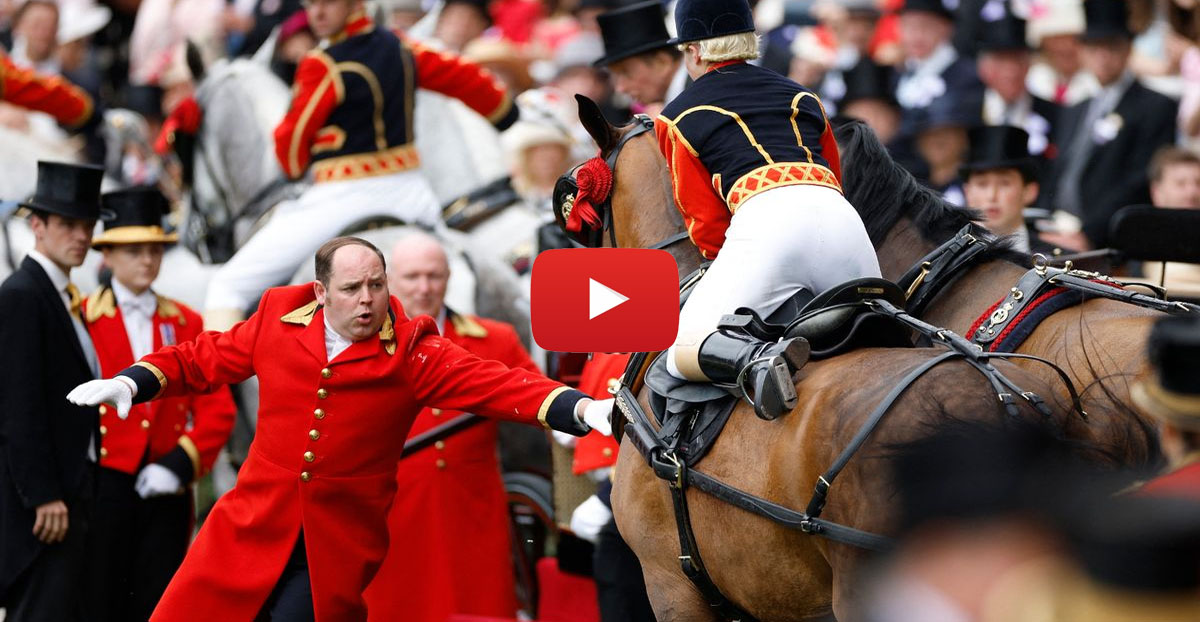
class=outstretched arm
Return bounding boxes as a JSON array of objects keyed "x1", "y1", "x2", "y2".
[{"x1": 405, "y1": 37, "x2": 519, "y2": 131}]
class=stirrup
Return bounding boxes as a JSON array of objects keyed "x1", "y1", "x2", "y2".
[{"x1": 736, "y1": 341, "x2": 804, "y2": 421}]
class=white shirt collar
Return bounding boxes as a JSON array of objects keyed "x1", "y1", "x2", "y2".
[
  {"x1": 1008, "y1": 226, "x2": 1032, "y2": 254},
  {"x1": 112, "y1": 279, "x2": 158, "y2": 318},
  {"x1": 27, "y1": 249, "x2": 70, "y2": 294},
  {"x1": 323, "y1": 311, "x2": 354, "y2": 362},
  {"x1": 906, "y1": 42, "x2": 957, "y2": 77}
]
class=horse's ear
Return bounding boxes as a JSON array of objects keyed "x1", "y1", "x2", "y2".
[
  {"x1": 575, "y1": 94, "x2": 618, "y2": 155},
  {"x1": 185, "y1": 39, "x2": 206, "y2": 83}
]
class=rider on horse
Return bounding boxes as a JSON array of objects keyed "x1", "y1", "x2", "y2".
[
  {"x1": 202, "y1": 0, "x2": 519, "y2": 329},
  {"x1": 657, "y1": 0, "x2": 880, "y2": 420}
]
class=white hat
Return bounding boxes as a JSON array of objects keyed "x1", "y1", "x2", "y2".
[
  {"x1": 57, "y1": 0, "x2": 112, "y2": 45},
  {"x1": 501, "y1": 87, "x2": 575, "y2": 157},
  {"x1": 1026, "y1": 0, "x2": 1085, "y2": 46}
]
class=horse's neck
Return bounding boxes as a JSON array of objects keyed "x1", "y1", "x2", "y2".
[
  {"x1": 876, "y1": 217, "x2": 1027, "y2": 334},
  {"x1": 614, "y1": 161, "x2": 703, "y2": 280}
]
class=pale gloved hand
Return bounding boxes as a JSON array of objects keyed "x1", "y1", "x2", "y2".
[
  {"x1": 66, "y1": 377, "x2": 136, "y2": 420},
  {"x1": 551, "y1": 430, "x2": 579, "y2": 449},
  {"x1": 569, "y1": 494, "x2": 613, "y2": 544},
  {"x1": 135, "y1": 463, "x2": 183, "y2": 498},
  {"x1": 581, "y1": 398, "x2": 614, "y2": 437}
]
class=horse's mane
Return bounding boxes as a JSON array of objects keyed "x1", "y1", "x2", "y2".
[{"x1": 835, "y1": 120, "x2": 1024, "y2": 265}]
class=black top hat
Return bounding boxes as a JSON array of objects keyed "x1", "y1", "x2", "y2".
[
  {"x1": 669, "y1": 0, "x2": 755, "y2": 45},
  {"x1": 840, "y1": 58, "x2": 898, "y2": 108},
  {"x1": 21, "y1": 161, "x2": 108, "y2": 221},
  {"x1": 960, "y1": 125, "x2": 1036, "y2": 179},
  {"x1": 443, "y1": 0, "x2": 492, "y2": 23},
  {"x1": 914, "y1": 93, "x2": 983, "y2": 133},
  {"x1": 899, "y1": 0, "x2": 955, "y2": 21},
  {"x1": 1082, "y1": 0, "x2": 1131, "y2": 41},
  {"x1": 977, "y1": 9, "x2": 1030, "y2": 53},
  {"x1": 594, "y1": 1, "x2": 673, "y2": 67},
  {"x1": 1132, "y1": 316, "x2": 1200, "y2": 428},
  {"x1": 92, "y1": 187, "x2": 178, "y2": 247}
]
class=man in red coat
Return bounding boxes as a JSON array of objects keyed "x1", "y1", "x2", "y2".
[
  {"x1": 0, "y1": 48, "x2": 94, "y2": 128},
  {"x1": 1133, "y1": 316, "x2": 1200, "y2": 501},
  {"x1": 68, "y1": 236, "x2": 611, "y2": 621},
  {"x1": 363, "y1": 232, "x2": 533, "y2": 620},
  {"x1": 80, "y1": 187, "x2": 237, "y2": 621}
]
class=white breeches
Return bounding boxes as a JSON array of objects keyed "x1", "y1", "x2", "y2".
[
  {"x1": 204, "y1": 169, "x2": 441, "y2": 312},
  {"x1": 667, "y1": 184, "x2": 881, "y2": 378}
]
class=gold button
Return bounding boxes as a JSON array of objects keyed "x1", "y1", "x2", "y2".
[
  {"x1": 314, "y1": 408, "x2": 326, "y2": 420},
  {"x1": 300, "y1": 471, "x2": 311, "y2": 482},
  {"x1": 431, "y1": 408, "x2": 442, "y2": 416},
  {"x1": 434, "y1": 441, "x2": 445, "y2": 450},
  {"x1": 98, "y1": 405, "x2": 107, "y2": 415},
  {"x1": 99, "y1": 425, "x2": 107, "y2": 436},
  {"x1": 304, "y1": 451, "x2": 315, "y2": 462},
  {"x1": 317, "y1": 389, "x2": 328, "y2": 399},
  {"x1": 321, "y1": 368, "x2": 332, "y2": 378},
  {"x1": 178, "y1": 404, "x2": 186, "y2": 411},
  {"x1": 602, "y1": 447, "x2": 614, "y2": 457},
  {"x1": 174, "y1": 424, "x2": 182, "y2": 431},
  {"x1": 436, "y1": 459, "x2": 446, "y2": 469},
  {"x1": 309, "y1": 429, "x2": 320, "y2": 441},
  {"x1": 141, "y1": 419, "x2": 151, "y2": 430},
  {"x1": 100, "y1": 447, "x2": 108, "y2": 458}
]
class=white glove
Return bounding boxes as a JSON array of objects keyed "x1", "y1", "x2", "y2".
[
  {"x1": 569, "y1": 494, "x2": 613, "y2": 544},
  {"x1": 581, "y1": 398, "x2": 614, "y2": 437},
  {"x1": 135, "y1": 463, "x2": 183, "y2": 498},
  {"x1": 67, "y1": 377, "x2": 136, "y2": 420},
  {"x1": 551, "y1": 430, "x2": 578, "y2": 449}
]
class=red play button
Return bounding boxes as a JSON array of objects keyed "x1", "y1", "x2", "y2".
[{"x1": 531, "y1": 249, "x2": 679, "y2": 353}]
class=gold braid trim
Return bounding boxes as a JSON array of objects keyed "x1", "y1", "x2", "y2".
[
  {"x1": 134, "y1": 361, "x2": 167, "y2": 400},
  {"x1": 537, "y1": 387, "x2": 571, "y2": 430}
]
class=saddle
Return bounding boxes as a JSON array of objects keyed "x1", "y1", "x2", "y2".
[{"x1": 642, "y1": 278, "x2": 914, "y2": 467}]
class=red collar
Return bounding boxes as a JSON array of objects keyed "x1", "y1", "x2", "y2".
[
  {"x1": 705, "y1": 60, "x2": 745, "y2": 74},
  {"x1": 328, "y1": 11, "x2": 374, "y2": 44}
]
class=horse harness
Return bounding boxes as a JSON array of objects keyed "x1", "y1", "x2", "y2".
[
  {"x1": 901, "y1": 226, "x2": 1200, "y2": 350},
  {"x1": 610, "y1": 270, "x2": 1083, "y2": 622}
]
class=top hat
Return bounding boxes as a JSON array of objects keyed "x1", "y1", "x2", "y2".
[
  {"x1": 443, "y1": 0, "x2": 492, "y2": 24},
  {"x1": 960, "y1": 125, "x2": 1036, "y2": 179},
  {"x1": 899, "y1": 0, "x2": 955, "y2": 21},
  {"x1": 1081, "y1": 0, "x2": 1131, "y2": 41},
  {"x1": 1132, "y1": 316, "x2": 1200, "y2": 430},
  {"x1": 668, "y1": 0, "x2": 755, "y2": 45},
  {"x1": 977, "y1": 8, "x2": 1030, "y2": 53},
  {"x1": 594, "y1": 1, "x2": 673, "y2": 66},
  {"x1": 843, "y1": 0, "x2": 882, "y2": 19},
  {"x1": 840, "y1": 58, "x2": 898, "y2": 108},
  {"x1": 913, "y1": 93, "x2": 983, "y2": 133},
  {"x1": 21, "y1": 161, "x2": 108, "y2": 221},
  {"x1": 91, "y1": 186, "x2": 178, "y2": 247}
]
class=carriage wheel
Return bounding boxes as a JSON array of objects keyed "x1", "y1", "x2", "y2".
[{"x1": 505, "y1": 471, "x2": 554, "y2": 617}]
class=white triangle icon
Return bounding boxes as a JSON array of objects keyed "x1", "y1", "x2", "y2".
[{"x1": 589, "y1": 278, "x2": 629, "y2": 320}]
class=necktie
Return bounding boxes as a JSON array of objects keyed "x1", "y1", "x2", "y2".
[{"x1": 65, "y1": 283, "x2": 83, "y2": 321}]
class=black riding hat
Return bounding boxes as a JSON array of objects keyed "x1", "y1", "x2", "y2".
[
  {"x1": 594, "y1": 1, "x2": 673, "y2": 67},
  {"x1": 960, "y1": 125, "x2": 1036, "y2": 180},
  {"x1": 1082, "y1": 0, "x2": 1131, "y2": 41},
  {"x1": 668, "y1": 0, "x2": 755, "y2": 45},
  {"x1": 898, "y1": 0, "x2": 955, "y2": 22},
  {"x1": 92, "y1": 186, "x2": 178, "y2": 248},
  {"x1": 21, "y1": 161, "x2": 109, "y2": 221}
]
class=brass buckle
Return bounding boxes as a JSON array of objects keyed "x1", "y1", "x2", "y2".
[{"x1": 905, "y1": 262, "x2": 932, "y2": 300}]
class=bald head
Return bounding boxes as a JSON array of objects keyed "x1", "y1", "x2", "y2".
[{"x1": 389, "y1": 232, "x2": 450, "y2": 319}]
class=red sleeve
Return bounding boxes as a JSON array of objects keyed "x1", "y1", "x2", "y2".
[
  {"x1": 493, "y1": 324, "x2": 540, "y2": 374},
  {"x1": 405, "y1": 324, "x2": 586, "y2": 434},
  {"x1": 404, "y1": 37, "x2": 519, "y2": 130},
  {"x1": 178, "y1": 309, "x2": 237, "y2": 476},
  {"x1": 820, "y1": 115, "x2": 842, "y2": 182},
  {"x1": 1, "y1": 51, "x2": 93, "y2": 127},
  {"x1": 656, "y1": 116, "x2": 731, "y2": 260},
  {"x1": 273, "y1": 51, "x2": 342, "y2": 179}
]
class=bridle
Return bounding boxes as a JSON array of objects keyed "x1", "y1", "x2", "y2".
[{"x1": 553, "y1": 115, "x2": 690, "y2": 252}]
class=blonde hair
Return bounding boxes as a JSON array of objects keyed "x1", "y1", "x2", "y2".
[{"x1": 681, "y1": 31, "x2": 761, "y2": 63}]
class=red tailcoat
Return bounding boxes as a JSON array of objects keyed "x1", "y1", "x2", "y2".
[
  {"x1": 1138, "y1": 456, "x2": 1200, "y2": 502},
  {"x1": 0, "y1": 49, "x2": 93, "y2": 127},
  {"x1": 364, "y1": 313, "x2": 537, "y2": 621},
  {"x1": 82, "y1": 287, "x2": 236, "y2": 481},
  {"x1": 572, "y1": 353, "x2": 628, "y2": 475},
  {"x1": 117, "y1": 285, "x2": 586, "y2": 621}
]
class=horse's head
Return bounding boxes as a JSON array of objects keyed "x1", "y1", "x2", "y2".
[{"x1": 553, "y1": 95, "x2": 697, "y2": 271}]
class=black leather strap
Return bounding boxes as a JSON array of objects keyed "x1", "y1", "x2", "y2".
[{"x1": 899, "y1": 226, "x2": 992, "y2": 316}]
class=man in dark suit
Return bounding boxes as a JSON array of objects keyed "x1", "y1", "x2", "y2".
[
  {"x1": 1051, "y1": 0, "x2": 1178, "y2": 249},
  {"x1": 975, "y1": 4, "x2": 1059, "y2": 159},
  {"x1": 0, "y1": 161, "x2": 106, "y2": 621}
]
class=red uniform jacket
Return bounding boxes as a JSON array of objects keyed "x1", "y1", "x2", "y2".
[
  {"x1": 273, "y1": 12, "x2": 518, "y2": 182},
  {"x1": 0, "y1": 49, "x2": 93, "y2": 127},
  {"x1": 1138, "y1": 456, "x2": 1200, "y2": 502},
  {"x1": 655, "y1": 61, "x2": 841, "y2": 260},
  {"x1": 364, "y1": 312, "x2": 537, "y2": 621},
  {"x1": 82, "y1": 287, "x2": 236, "y2": 482},
  {"x1": 116, "y1": 285, "x2": 587, "y2": 621},
  {"x1": 572, "y1": 353, "x2": 629, "y2": 475}
]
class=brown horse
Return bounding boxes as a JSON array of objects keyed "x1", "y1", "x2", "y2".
[
  {"x1": 567, "y1": 99, "x2": 1089, "y2": 621},
  {"x1": 835, "y1": 120, "x2": 1167, "y2": 469}
]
